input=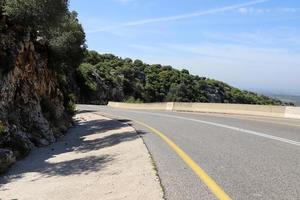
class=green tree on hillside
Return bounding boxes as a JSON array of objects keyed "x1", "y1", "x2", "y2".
[
  {"x1": 4, "y1": 0, "x2": 67, "y2": 35},
  {"x1": 2, "y1": 0, "x2": 86, "y2": 112},
  {"x1": 77, "y1": 50, "x2": 292, "y2": 106}
]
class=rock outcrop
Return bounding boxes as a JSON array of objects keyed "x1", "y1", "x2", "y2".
[{"x1": 0, "y1": 6, "x2": 72, "y2": 173}]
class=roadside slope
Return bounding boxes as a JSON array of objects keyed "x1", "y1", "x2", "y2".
[{"x1": 0, "y1": 111, "x2": 163, "y2": 200}]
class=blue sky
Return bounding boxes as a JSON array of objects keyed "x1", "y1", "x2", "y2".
[{"x1": 70, "y1": 0, "x2": 300, "y2": 95}]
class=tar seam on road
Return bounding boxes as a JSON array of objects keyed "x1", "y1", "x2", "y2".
[
  {"x1": 127, "y1": 110, "x2": 300, "y2": 147},
  {"x1": 95, "y1": 112, "x2": 232, "y2": 200}
]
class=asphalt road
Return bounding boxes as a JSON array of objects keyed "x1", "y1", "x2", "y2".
[{"x1": 77, "y1": 105, "x2": 300, "y2": 200}]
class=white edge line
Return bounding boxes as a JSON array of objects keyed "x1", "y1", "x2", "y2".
[{"x1": 124, "y1": 110, "x2": 300, "y2": 147}]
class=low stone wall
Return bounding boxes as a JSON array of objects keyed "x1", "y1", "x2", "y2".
[{"x1": 107, "y1": 102, "x2": 300, "y2": 119}]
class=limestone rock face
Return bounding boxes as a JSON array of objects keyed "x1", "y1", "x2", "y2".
[{"x1": 0, "y1": 8, "x2": 71, "y2": 173}]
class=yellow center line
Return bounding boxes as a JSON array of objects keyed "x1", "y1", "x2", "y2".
[
  {"x1": 135, "y1": 120, "x2": 232, "y2": 200},
  {"x1": 96, "y1": 112, "x2": 232, "y2": 200}
]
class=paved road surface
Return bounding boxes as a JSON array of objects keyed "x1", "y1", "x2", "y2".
[{"x1": 77, "y1": 105, "x2": 300, "y2": 200}]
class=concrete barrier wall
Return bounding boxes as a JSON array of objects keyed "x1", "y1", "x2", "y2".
[
  {"x1": 172, "y1": 103, "x2": 286, "y2": 118},
  {"x1": 108, "y1": 102, "x2": 300, "y2": 119},
  {"x1": 107, "y1": 102, "x2": 169, "y2": 110},
  {"x1": 285, "y1": 107, "x2": 300, "y2": 119}
]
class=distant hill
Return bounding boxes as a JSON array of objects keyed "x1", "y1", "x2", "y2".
[
  {"x1": 270, "y1": 95, "x2": 300, "y2": 106},
  {"x1": 76, "y1": 50, "x2": 293, "y2": 106}
]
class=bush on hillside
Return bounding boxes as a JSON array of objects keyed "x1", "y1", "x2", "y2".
[
  {"x1": 3, "y1": 0, "x2": 67, "y2": 33},
  {"x1": 77, "y1": 50, "x2": 291, "y2": 106}
]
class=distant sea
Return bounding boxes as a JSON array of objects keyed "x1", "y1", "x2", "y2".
[{"x1": 271, "y1": 95, "x2": 300, "y2": 106}]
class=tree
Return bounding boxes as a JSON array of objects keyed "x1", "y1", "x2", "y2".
[
  {"x1": 83, "y1": 50, "x2": 102, "y2": 65},
  {"x1": 4, "y1": 0, "x2": 68, "y2": 34},
  {"x1": 4, "y1": 0, "x2": 86, "y2": 111},
  {"x1": 76, "y1": 50, "x2": 291, "y2": 106},
  {"x1": 48, "y1": 11, "x2": 86, "y2": 72},
  {"x1": 77, "y1": 63, "x2": 98, "y2": 93}
]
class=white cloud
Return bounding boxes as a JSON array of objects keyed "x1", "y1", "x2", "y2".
[
  {"x1": 237, "y1": 7, "x2": 299, "y2": 14},
  {"x1": 280, "y1": 8, "x2": 298, "y2": 13},
  {"x1": 87, "y1": 0, "x2": 271, "y2": 33},
  {"x1": 237, "y1": 7, "x2": 271, "y2": 14},
  {"x1": 131, "y1": 42, "x2": 300, "y2": 65},
  {"x1": 200, "y1": 29, "x2": 300, "y2": 48}
]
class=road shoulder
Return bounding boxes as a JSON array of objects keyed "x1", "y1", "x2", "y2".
[{"x1": 0, "y1": 111, "x2": 164, "y2": 200}]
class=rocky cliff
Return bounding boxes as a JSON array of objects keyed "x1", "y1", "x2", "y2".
[{"x1": 0, "y1": 7, "x2": 72, "y2": 173}]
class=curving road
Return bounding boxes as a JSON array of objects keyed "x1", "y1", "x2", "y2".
[{"x1": 77, "y1": 105, "x2": 300, "y2": 200}]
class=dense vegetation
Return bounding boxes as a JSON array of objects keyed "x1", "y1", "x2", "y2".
[
  {"x1": 1, "y1": 0, "x2": 289, "y2": 108},
  {"x1": 1, "y1": 0, "x2": 86, "y2": 113},
  {"x1": 1, "y1": 0, "x2": 290, "y2": 108},
  {"x1": 0, "y1": 0, "x2": 293, "y2": 173},
  {"x1": 0, "y1": 0, "x2": 86, "y2": 170},
  {"x1": 77, "y1": 51, "x2": 290, "y2": 106}
]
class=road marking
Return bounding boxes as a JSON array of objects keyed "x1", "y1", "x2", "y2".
[
  {"x1": 95, "y1": 112, "x2": 232, "y2": 200},
  {"x1": 134, "y1": 120, "x2": 232, "y2": 200},
  {"x1": 232, "y1": 118, "x2": 300, "y2": 128},
  {"x1": 125, "y1": 110, "x2": 300, "y2": 147},
  {"x1": 175, "y1": 111, "x2": 300, "y2": 128}
]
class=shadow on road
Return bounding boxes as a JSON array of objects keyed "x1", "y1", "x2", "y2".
[{"x1": 0, "y1": 116, "x2": 145, "y2": 186}]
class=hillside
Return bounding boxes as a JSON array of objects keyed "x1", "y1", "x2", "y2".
[
  {"x1": 0, "y1": 0, "x2": 293, "y2": 174},
  {"x1": 0, "y1": 0, "x2": 85, "y2": 173},
  {"x1": 76, "y1": 51, "x2": 292, "y2": 106}
]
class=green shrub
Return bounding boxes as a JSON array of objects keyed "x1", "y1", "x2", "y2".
[
  {"x1": 65, "y1": 93, "x2": 76, "y2": 115},
  {"x1": 125, "y1": 97, "x2": 143, "y2": 103},
  {"x1": 3, "y1": 0, "x2": 67, "y2": 32},
  {"x1": 48, "y1": 11, "x2": 86, "y2": 72},
  {"x1": 78, "y1": 50, "x2": 289, "y2": 106},
  {"x1": 77, "y1": 63, "x2": 98, "y2": 93}
]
